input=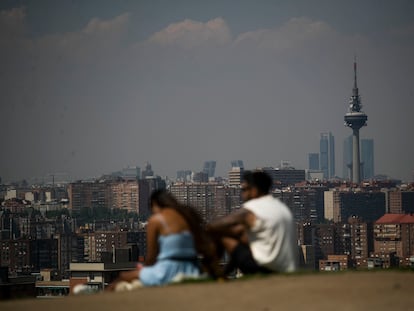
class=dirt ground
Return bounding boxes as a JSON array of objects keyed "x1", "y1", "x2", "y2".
[{"x1": 1, "y1": 271, "x2": 413, "y2": 311}]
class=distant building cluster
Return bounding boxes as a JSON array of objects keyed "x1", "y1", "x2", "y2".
[
  {"x1": 307, "y1": 133, "x2": 375, "y2": 182},
  {"x1": 1, "y1": 158, "x2": 414, "y2": 297}
]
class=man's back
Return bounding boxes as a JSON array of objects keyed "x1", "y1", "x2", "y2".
[{"x1": 243, "y1": 195, "x2": 298, "y2": 273}]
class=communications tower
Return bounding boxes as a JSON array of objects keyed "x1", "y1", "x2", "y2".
[{"x1": 344, "y1": 58, "x2": 367, "y2": 184}]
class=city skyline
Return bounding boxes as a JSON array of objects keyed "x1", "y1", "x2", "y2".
[{"x1": 1, "y1": 1, "x2": 413, "y2": 182}]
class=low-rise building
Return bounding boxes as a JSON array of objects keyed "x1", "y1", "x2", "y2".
[
  {"x1": 374, "y1": 213, "x2": 414, "y2": 267},
  {"x1": 319, "y1": 255, "x2": 351, "y2": 271},
  {"x1": 69, "y1": 262, "x2": 136, "y2": 293}
]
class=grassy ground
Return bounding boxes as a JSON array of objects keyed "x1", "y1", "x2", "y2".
[{"x1": 1, "y1": 270, "x2": 413, "y2": 311}]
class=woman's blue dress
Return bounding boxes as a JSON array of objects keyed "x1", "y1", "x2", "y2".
[{"x1": 139, "y1": 231, "x2": 200, "y2": 286}]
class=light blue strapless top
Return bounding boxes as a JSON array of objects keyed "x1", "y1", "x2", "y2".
[
  {"x1": 156, "y1": 231, "x2": 198, "y2": 261},
  {"x1": 139, "y1": 231, "x2": 200, "y2": 286}
]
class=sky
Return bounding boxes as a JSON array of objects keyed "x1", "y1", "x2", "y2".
[{"x1": 1, "y1": 0, "x2": 413, "y2": 183}]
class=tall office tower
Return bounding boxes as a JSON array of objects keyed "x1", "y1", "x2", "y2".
[
  {"x1": 319, "y1": 132, "x2": 335, "y2": 179},
  {"x1": 231, "y1": 160, "x2": 244, "y2": 169},
  {"x1": 308, "y1": 153, "x2": 319, "y2": 170},
  {"x1": 344, "y1": 59, "x2": 368, "y2": 184},
  {"x1": 203, "y1": 161, "x2": 216, "y2": 178},
  {"x1": 361, "y1": 139, "x2": 374, "y2": 180},
  {"x1": 343, "y1": 136, "x2": 374, "y2": 180}
]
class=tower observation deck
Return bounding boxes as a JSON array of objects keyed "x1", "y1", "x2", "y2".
[{"x1": 344, "y1": 59, "x2": 367, "y2": 184}]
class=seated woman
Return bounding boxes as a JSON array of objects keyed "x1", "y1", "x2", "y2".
[{"x1": 107, "y1": 189, "x2": 221, "y2": 290}]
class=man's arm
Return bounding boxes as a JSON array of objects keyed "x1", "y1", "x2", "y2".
[{"x1": 207, "y1": 208, "x2": 255, "y2": 238}]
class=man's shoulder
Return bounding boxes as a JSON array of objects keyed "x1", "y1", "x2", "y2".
[
  {"x1": 244, "y1": 195, "x2": 290, "y2": 217},
  {"x1": 244, "y1": 195, "x2": 276, "y2": 209}
]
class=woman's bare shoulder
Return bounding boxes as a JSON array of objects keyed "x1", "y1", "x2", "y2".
[
  {"x1": 160, "y1": 208, "x2": 189, "y2": 231},
  {"x1": 147, "y1": 213, "x2": 162, "y2": 227}
]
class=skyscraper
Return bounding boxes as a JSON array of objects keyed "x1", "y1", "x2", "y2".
[
  {"x1": 202, "y1": 161, "x2": 216, "y2": 178},
  {"x1": 231, "y1": 160, "x2": 244, "y2": 169},
  {"x1": 344, "y1": 59, "x2": 368, "y2": 184},
  {"x1": 361, "y1": 139, "x2": 374, "y2": 180},
  {"x1": 320, "y1": 132, "x2": 335, "y2": 179},
  {"x1": 308, "y1": 153, "x2": 319, "y2": 171}
]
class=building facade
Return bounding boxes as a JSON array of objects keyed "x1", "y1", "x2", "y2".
[
  {"x1": 169, "y1": 182, "x2": 240, "y2": 223},
  {"x1": 109, "y1": 180, "x2": 139, "y2": 213},
  {"x1": 228, "y1": 167, "x2": 244, "y2": 187},
  {"x1": 261, "y1": 167, "x2": 306, "y2": 188},
  {"x1": 374, "y1": 214, "x2": 414, "y2": 267},
  {"x1": 389, "y1": 190, "x2": 414, "y2": 214},
  {"x1": 324, "y1": 190, "x2": 386, "y2": 223}
]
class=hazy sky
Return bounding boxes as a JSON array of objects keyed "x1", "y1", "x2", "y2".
[{"x1": 1, "y1": 0, "x2": 413, "y2": 182}]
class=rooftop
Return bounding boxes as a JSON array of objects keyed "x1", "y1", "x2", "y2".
[{"x1": 376, "y1": 213, "x2": 414, "y2": 224}]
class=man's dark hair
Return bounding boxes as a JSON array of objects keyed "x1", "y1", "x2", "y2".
[{"x1": 242, "y1": 171, "x2": 273, "y2": 194}]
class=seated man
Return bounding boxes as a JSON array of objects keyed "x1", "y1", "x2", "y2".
[{"x1": 207, "y1": 171, "x2": 298, "y2": 275}]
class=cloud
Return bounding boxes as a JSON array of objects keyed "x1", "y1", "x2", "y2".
[
  {"x1": 0, "y1": 7, "x2": 132, "y2": 71},
  {"x1": 0, "y1": 7, "x2": 28, "y2": 55},
  {"x1": 232, "y1": 17, "x2": 344, "y2": 58},
  {"x1": 148, "y1": 17, "x2": 231, "y2": 48},
  {"x1": 82, "y1": 12, "x2": 131, "y2": 37},
  {"x1": 38, "y1": 12, "x2": 131, "y2": 62},
  {"x1": 0, "y1": 7, "x2": 25, "y2": 39},
  {"x1": 146, "y1": 17, "x2": 338, "y2": 53}
]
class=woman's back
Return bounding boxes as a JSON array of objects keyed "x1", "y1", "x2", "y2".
[
  {"x1": 153, "y1": 209, "x2": 197, "y2": 260},
  {"x1": 155, "y1": 208, "x2": 190, "y2": 236},
  {"x1": 140, "y1": 206, "x2": 201, "y2": 286}
]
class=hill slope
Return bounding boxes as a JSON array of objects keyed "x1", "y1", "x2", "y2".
[{"x1": 1, "y1": 271, "x2": 413, "y2": 311}]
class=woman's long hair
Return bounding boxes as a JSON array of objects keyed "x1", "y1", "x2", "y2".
[{"x1": 150, "y1": 189, "x2": 222, "y2": 278}]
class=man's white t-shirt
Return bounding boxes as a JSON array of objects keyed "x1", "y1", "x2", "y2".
[{"x1": 243, "y1": 194, "x2": 298, "y2": 273}]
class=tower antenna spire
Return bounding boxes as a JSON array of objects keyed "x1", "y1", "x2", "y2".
[
  {"x1": 353, "y1": 54, "x2": 358, "y2": 96},
  {"x1": 344, "y1": 57, "x2": 367, "y2": 185}
]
